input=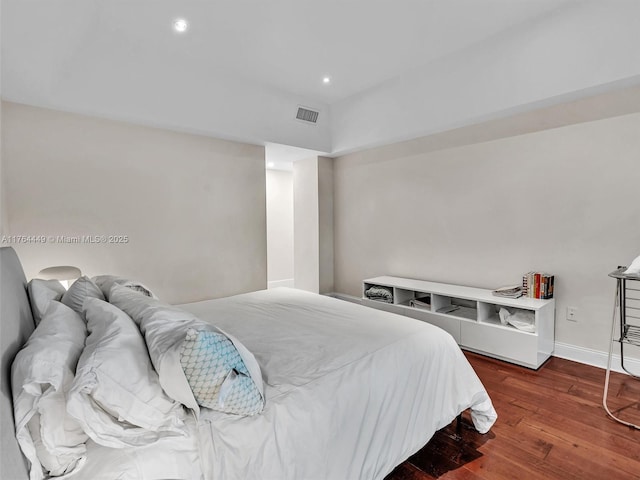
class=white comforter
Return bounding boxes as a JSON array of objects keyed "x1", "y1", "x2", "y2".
[
  {"x1": 63, "y1": 288, "x2": 495, "y2": 480},
  {"x1": 179, "y1": 288, "x2": 496, "y2": 480}
]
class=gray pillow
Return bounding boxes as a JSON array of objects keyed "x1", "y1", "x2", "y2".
[
  {"x1": 28, "y1": 279, "x2": 66, "y2": 325},
  {"x1": 61, "y1": 276, "x2": 105, "y2": 314},
  {"x1": 92, "y1": 275, "x2": 157, "y2": 301}
]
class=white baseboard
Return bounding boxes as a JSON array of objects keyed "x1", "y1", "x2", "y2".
[
  {"x1": 553, "y1": 341, "x2": 640, "y2": 375},
  {"x1": 328, "y1": 292, "x2": 640, "y2": 375},
  {"x1": 268, "y1": 278, "x2": 295, "y2": 289}
]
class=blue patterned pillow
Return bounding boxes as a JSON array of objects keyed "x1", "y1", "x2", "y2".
[{"x1": 180, "y1": 328, "x2": 264, "y2": 416}]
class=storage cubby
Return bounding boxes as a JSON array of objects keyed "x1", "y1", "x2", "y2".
[
  {"x1": 477, "y1": 302, "x2": 501, "y2": 325},
  {"x1": 478, "y1": 303, "x2": 536, "y2": 332},
  {"x1": 362, "y1": 276, "x2": 555, "y2": 369},
  {"x1": 363, "y1": 282, "x2": 395, "y2": 304},
  {"x1": 433, "y1": 295, "x2": 477, "y2": 321},
  {"x1": 394, "y1": 288, "x2": 416, "y2": 306},
  {"x1": 408, "y1": 293, "x2": 431, "y2": 310}
]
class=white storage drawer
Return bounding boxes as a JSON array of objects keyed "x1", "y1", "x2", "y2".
[{"x1": 461, "y1": 321, "x2": 538, "y2": 368}]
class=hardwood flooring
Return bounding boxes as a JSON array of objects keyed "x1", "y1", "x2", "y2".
[{"x1": 386, "y1": 352, "x2": 640, "y2": 480}]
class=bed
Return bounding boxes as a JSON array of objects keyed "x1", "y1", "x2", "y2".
[{"x1": 0, "y1": 246, "x2": 497, "y2": 479}]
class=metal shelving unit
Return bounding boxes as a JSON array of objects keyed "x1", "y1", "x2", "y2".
[{"x1": 603, "y1": 267, "x2": 640, "y2": 429}]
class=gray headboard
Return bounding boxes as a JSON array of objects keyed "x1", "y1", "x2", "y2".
[{"x1": 1, "y1": 247, "x2": 34, "y2": 479}]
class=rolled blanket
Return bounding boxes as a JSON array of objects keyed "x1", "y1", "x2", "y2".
[{"x1": 365, "y1": 286, "x2": 394, "y2": 303}]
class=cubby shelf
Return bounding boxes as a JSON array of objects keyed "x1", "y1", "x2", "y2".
[{"x1": 363, "y1": 276, "x2": 555, "y2": 369}]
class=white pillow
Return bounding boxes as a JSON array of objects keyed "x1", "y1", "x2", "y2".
[
  {"x1": 66, "y1": 298, "x2": 186, "y2": 448},
  {"x1": 624, "y1": 255, "x2": 640, "y2": 275},
  {"x1": 61, "y1": 276, "x2": 105, "y2": 314},
  {"x1": 92, "y1": 275, "x2": 158, "y2": 301},
  {"x1": 109, "y1": 285, "x2": 264, "y2": 416},
  {"x1": 11, "y1": 301, "x2": 88, "y2": 480},
  {"x1": 27, "y1": 279, "x2": 66, "y2": 325}
]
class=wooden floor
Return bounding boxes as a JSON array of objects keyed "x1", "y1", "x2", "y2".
[{"x1": 386, "y1": 352, "x2": 640, "y2": 480}]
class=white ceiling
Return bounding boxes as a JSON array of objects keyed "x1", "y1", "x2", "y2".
[
  {"x1": 4, "y1": 0, "x2": 639, "y2": 156},
  {"x1": 2, "y1": 1, "x2": 570, "y2": 101}
]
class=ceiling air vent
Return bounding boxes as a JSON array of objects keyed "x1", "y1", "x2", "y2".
[{"x1": 296, "y1": 106, "x2": 319, "y2": 124}]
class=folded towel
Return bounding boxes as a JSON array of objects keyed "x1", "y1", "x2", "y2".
[{"x1": 365, "y1": 286, "x2": 393, "y2": 303}]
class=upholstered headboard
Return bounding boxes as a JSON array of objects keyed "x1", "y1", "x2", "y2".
[{"x1": 0, "y1": 247, "x2": 34, "y2": 479}]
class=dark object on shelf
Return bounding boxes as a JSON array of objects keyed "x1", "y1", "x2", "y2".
[{"x1": 409, "y1": 296, "x2": 431, "y2": 309}]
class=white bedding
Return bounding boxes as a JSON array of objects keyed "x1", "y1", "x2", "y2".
[
  {"x1": 179, "y1": 288, "x2": 496, "y2": 480},
  {"x1": 15, "y1": 286, "x2": 495, "y2": 480},
  {"x1": 64, "y1": 415, "x2": 202, "y2": 480}
]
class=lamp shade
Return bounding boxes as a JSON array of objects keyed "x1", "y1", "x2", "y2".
[{"x1": 38, "y1": 266, "x2": 82, "y2": 289}]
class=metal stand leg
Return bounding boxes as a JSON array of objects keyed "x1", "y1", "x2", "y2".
[{"x1": 603, "y1": 281, "x2": 640, "y2": 430}]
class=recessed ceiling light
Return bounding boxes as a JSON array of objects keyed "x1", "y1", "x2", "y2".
[
  {"x1": 173, "y1": 18, "x2": 188, "y2": 33},
  {"x1": 267, "y1": 162, "x2": 275, "y2": 168},
  {"x1": 322, "y1": 76, "x2": 331, "y2": 85}
]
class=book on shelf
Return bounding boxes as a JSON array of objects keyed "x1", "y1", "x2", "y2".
[
  {"x1": 522, "y1": 272, "x2": 554, "y2": 299},
  {"x1": 523, "y1": 273, "x2": 528, "y2": 297}
]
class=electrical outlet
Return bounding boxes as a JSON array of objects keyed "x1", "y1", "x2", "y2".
[{"x1": 567, "y1": 306, "x2": 578, "y2": 322}]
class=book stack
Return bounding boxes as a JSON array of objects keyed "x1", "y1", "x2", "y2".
[
  {"x1": 492, "y1": 285, "x2": 523, "y2": 299},
  {"x1": 522, "y1": 272, "x2": 554, "y2": 299}
]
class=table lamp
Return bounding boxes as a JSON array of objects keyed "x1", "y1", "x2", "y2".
[{"x1": 38, "y1": 265, "x2": 82, "y2": 289}]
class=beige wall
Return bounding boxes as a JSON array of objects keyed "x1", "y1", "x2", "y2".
[
  {"x1": 2, "y1": 102, "x2": 266, "y2": 304},
  {"x1": 334, "y1": 111, "x2": 640, "y2": 353},
  {"x1": 318, "y1": 157, "x2": 334, "y2": 294},
  {"x1": 0, "y1": 101, "x2": 5, "y2": 237},
  {"x1": 0, "y1": 29, "x2": 4, "y2": 236},
  {"x1": 293, "y1": 156, "x2": 334, "y2": 294},
  {"x1": 293, "y1": 157, "x2": 319, "y2": 293},
  {"x1": 266, "y1": 169, "x2": 294, "y2": 285}
]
